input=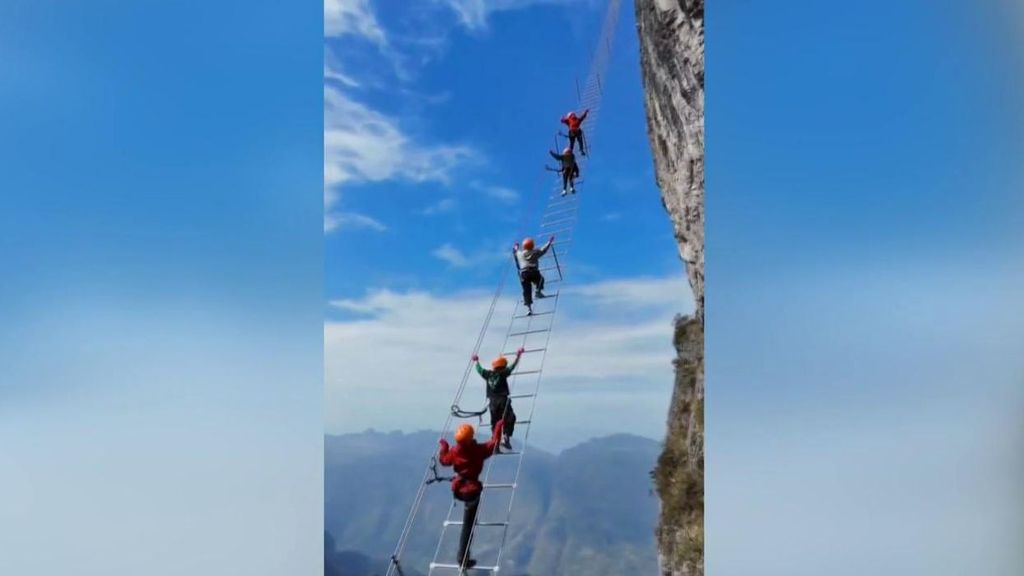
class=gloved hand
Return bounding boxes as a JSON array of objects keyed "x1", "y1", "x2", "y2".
[
  {"x1": 549, "y1": 235, "x2": 555, "y2": 244},
  {"x1": 471, "y1": 353, "x2": 479, "y2": 362},
  {"x1": 517, "y1": 347, "x2": 525, "y2": 356},
  {"x1": 439, "y1": 438, "x2": 449, "y2": 449}
]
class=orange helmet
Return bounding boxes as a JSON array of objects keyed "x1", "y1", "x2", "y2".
[
  {"x1": 454, "y1": 424, "x2": 474, "y2": 444},
  {"x1": 522, "y1": 238, "x2": 535, "y2": 250},
  {"x1": 492, "y1": 356, "x2": 508, "y2": 370}
]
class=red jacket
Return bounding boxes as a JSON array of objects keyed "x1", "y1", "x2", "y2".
[
  {"x1": 438, "y1": 420, "x2": 504, "y2": 499},
  {"x1": 560, "y1": 109, "x2": 589, "y2": 131}
]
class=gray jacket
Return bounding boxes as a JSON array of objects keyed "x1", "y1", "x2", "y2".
[{"x1": 516, "y1": 240, "x2": 553, "y2": 270}]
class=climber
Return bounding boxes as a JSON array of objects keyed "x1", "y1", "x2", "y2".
[
  {"x1": 471, "y1": 347, "x2": 525, "y2": 451},
  {"x1": 514, "y1": 236, "x2": 555, "y2": 315},
  {"x1": 549, "y1": 147, "x2": 580, "y2": 196},
  {"x1": 438, "y1": 421, "x2": 505, "y2": 571},
  {"x1": 560, "y1": 109, "x2": 590, "y2": 156}
]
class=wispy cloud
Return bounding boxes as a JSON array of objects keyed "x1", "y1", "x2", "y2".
[
  {"x1": 437, "y1": 0, "x2": 577, "y2": 32},
  {"x1": 324, "y1": 211, "x2": 387, "y2": 233},
  {"x1": 468, "y1": 180, "x2": 520, "y2": 203},
  {"x1": 323, "y1": 84, "x2": 474, "y2": 232},
  {"x1": 430, "y1": 241, "x2": 509, "y2": 268},
  {"x1": 421, "y1": 198, "x2": 458, "y2": 216},
  {"x1": 483, "y1": 185, "x2": 520, "y2": 203},
  {"x1": 431, "y1": 243, "x2": 471, "y2": 267},
  {"x1": 324, "y1": 274, "x2": 690, "y2": 448},
  {"x1": 324, "y1": 0, "x2": 387, "y2": 45}
]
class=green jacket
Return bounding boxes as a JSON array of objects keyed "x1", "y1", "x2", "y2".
[{"x1": 475, "y1": 356, "x2": 520, "y2": 397}]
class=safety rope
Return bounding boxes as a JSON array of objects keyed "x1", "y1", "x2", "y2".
[
  {"x1": 459, "y1": 1, "x2": 623, "y2": 572},
  {"x1": 385, "y1": 261, "x2": 511, "y2": 574},
  {"x1": 385, "y1": 1, "x2": 622, "y2": 573}
]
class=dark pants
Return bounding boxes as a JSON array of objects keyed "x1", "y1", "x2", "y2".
[
  {"x1": 489, "y1": 395, "x2": 516, "y2": 439},
  {"x1": 520, "y1": 268, "x2": 544, "y2": 306},
  {"x1": 568, "y1": 128, "x2": 586, "y2": 154},
  {"x1": 561, "y1": 164, "x2": 579, "y2": 190},
  {"x1": 454, "y1": 492, "x2": 480, "y2": 564}
]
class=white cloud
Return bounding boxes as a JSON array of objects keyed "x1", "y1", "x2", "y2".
[
  {"x1": 438, "y1": 0, "x2": 576, "y2": 32},
  {"x1": 324, "y1": 274, "x2": 691, "y2": 448},
  {"x1": 421, "y1": 197, "x2": 458, "y2": 216},
  {"x1": 482, "y1": 185, "x2": 520, "y2": 203},
  {"x1": 323, "y1": 84, "x2": 474, "y2": 232},
  {"x1": 324, "y1": 211, "x2": 387, "y2": 233},
  {"x1": 565, "y1": 276, "x2": 691, "y2": 309},
  {"x1": 324, "y1": 0, "x2": 387, "y2": 45},
  {"x1": 430, "y1": 240, "x2": 512, "y2": 269},
  {"x1": 467, "y1": 180, "x2": 520, "y2": 203},
  {"x1": 431, "y1": 243, "x2": 471, "y2": 267}
]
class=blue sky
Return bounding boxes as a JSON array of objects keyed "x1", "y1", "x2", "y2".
[
  {"x1": 323, "y1": 0, "x2": 692, "y2": 450},
  {"x1": 0, "y1": 1, "x2": 322, "y2": 574},
  {"x1": 707, "y1": 1, "x2": 1024, "y2": 574}
]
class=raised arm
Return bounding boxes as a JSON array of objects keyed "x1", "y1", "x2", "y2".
[
  {"x1": 471, "y1": 353, "x2": 485, "y2": 376},
  {"x1": 507, "y1": 347, "x2": 525, "y2": 373},
  {"x1": 538, "y1": 236, "x2": 554, "y2": 256},
  {"x1": 438, "y1": 438, "x2": 453, "y2": 466},
  {"x1": 560, "y1": 115, "x2": 570, "y2": 126},
  {"x1": 549, "y1": 150, "x2": 561, "y2": 161},
  {"x1": 579, "y1": 109, "x2": 589, "y2": 122}
]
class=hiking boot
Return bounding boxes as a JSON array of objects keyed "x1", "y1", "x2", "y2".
[
  {"x1": 570, "y1": 186, "x2": 576, "y2": 194},
  {"x1": 502, "y1": 435, "x2": 512, "y2": 450},
  {"x1": 561, "y1": 189, "x2": 568, "y2": 197},
  {"x1": 460, "y1": 558, "x2": 477, "y2": 571},
  {"x1": 526, "y1": 305, "x2": 533, "y2": 316},
  {"x1": 535, "y1": 290, "x2": 545, "y2": 299}
]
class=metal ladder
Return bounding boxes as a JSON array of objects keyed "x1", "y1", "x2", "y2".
[{"x1": 385, "y1": 1, "x2": 622, "y2": 573}]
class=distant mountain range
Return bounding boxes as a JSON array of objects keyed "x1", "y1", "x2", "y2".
[{"x1": 325, "y1": 430, "x2": 661, "y2": 576}]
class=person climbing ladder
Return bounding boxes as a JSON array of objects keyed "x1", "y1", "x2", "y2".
[
  {"x1": 471, "y1": 347, "x2": 525, "y2": 451},
  {"x1": 438, "y1": 421, "x2": 505, "y2": 571},
  {"x1": 514, "y1": 236, "x2": 555, "y2": 315},
  {"x1": 560, "y1": 109, "x2": 589, "y2": 156},
  {"x1": 549, "y1": 147, "x2": 580, "y2": 196}
]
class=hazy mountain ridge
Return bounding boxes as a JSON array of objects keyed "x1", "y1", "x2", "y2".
[{"x1": 326, "y1": 431, "x2": 661, "y2": 576}]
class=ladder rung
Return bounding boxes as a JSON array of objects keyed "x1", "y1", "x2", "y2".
[
  {"x1": 481, "y1": 420, "x2": 530, "y2": 428},
  {"x1": 444, "y1": 519, "x2": 508, "y2": 527},
  {"x1": 511, "y1": 369, "x2": 541, "y2": 376},
  {"x1": 509, "y1": 393, "x2": 534, "y2": 399},
  {"x1": 503, "y1": 347, "x2": 545, "y2": 355},
  {"x1": 539, "y1": 266, "x2": 560, "y2": 273},
  {"x1": 548, "y1": 194, "x2": 580, "y2": 202},
  {"x1": 546, "y1": 198, "x2": 578, "y2": 209},
  {"x1": 513, "y1": 310, "x2": 553, "y2": 319},
  {"x1": 484, "y1": 482, "x2": 517, "y2": 489},
  {"x1": 543, "y1": 206, "x2": 577, "y2": 218},
  {"x1": 541, "y1": 228, "x2": 572, "y2": 237},
  {"x1": 430, "y1": 562, "x2": 498, "y2": 572},
  {"x1": 508, "y1": 328, "x2": 549, "y2": 337},
  {"x1": 540, "y1": 216, "x2": 576, "y2": 228},
  {"x1": 495, "y1": 450, "x2": 523, "y2": 455}
]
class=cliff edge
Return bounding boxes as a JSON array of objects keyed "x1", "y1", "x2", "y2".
[{"x1": 635, "y1": 1, "x2": 705, "y2": 575}]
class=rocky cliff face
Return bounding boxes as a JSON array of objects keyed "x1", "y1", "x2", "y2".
[{"x1": 634, "y1": 1, "x2": 704, "y2": 575}]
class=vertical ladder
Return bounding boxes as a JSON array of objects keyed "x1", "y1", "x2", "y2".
[{"x1": 385, "y1": 1, "x2": 622, "y2": 574}]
